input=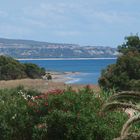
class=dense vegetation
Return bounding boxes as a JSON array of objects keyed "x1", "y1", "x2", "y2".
[
  {"x1": 0, "y1": 56, "x2": 45, "y2": 80},
  {"x1": 98, "y1": 35, "x2": 140, "y2": 139},
  {"x1": 0, "y1": 87, "x2": 127, "y2": 140},
  {"x1": 99, "y1": 35, "x2": 140, "y2": 91}
]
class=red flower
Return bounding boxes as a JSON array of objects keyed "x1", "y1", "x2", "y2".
[
  {"x1": 34, "y1": 95, "x2": 42, "y2": 99},
  {"x1": 44, "y1": 102, "x2": 48, "y2": 106}
]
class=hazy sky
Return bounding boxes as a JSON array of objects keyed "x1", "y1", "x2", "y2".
[{"x1": 0, "y1": 0, "x2": 140, "y2": 47}]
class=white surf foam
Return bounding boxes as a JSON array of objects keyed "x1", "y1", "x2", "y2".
[{"x1": 65, "y1": 78, "x2": 81, "y2": 84}]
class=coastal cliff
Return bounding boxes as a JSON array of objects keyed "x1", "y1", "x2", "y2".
[{"x1": 0, "y1": 38, "x2": 118, "y2": 59}]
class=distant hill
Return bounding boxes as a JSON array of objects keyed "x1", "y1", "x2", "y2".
[{"x1": 0, "y1": 38, "x2": 118, "y2": 59}]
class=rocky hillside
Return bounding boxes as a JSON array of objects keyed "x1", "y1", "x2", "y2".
[{"x1": 0, "y1": 38, "x2": 118, "y2": 58}]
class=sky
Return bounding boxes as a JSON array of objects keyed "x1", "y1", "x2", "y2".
[{"x1": 0, "y1": 0, "x2": 140, "y2": 47}]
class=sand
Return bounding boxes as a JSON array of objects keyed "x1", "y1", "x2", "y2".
[{"x1": 44, "y1": 71, "x2": 80, "y2": 83}]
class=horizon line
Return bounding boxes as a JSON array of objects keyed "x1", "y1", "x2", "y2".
[{"x1": 17, "y1": 58, "x2": 117, "y2": 61}]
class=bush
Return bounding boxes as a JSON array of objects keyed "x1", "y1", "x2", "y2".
[
  {"x1": 0, "y1": 87, "x2": 48, "y2": 140},
  {"x1": 0, "y1": 88, "x2": 33, "y2": 139},
  {"x1": 0, "y1": 87, "x2": 127, "y2": 140},
  {"x1": 45, "y1": 88, "x2": 127, "y2": 140},
  {"x1": 0, "y1": 56, "x2": 27, "y2": 80},
  {"x1": 24, "y1": 63, "x2": 45, "y2": 79},
  {"x1": 0, "y1": 56, "x2": 45, "y2": 80}
]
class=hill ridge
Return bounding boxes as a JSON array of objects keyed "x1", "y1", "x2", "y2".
[{"x1": 0, "y1": 38, "x2": 118, "y2": 58}]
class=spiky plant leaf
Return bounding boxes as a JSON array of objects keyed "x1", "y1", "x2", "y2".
[
  {"x1": 102, "y1": 102, "x2": 140, "y2": 113},
  {"x1": 114, "y1": 132, "x2": 140, "y2": 140},
  {"x1": 121, "y1": 113, "x2": 140, "y2": 137},
  {"x1": 109, "y1": 91, "x2": 140, "y2": 102}
]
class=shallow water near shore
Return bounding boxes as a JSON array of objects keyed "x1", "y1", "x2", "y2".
[{"x1": 20, "y1": 59, "x2": 116, "y2": 84}]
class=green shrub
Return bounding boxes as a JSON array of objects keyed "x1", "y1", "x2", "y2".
[
  {"x1": 0, "y1": 87, "x2": 48, "y2": 140},
  {"x1": 0, "y1": 56, "x2": 27, "y2": 80},
  {"x1": 0, "y1": 87, "x2": 127, "y2": 140},
  {"x1": 24, "y1": 63, "x2": 45, "y2": 79},
  {"x1": 0, "y1": 88, "x2": 32, "y2": 139},
  {"x1": 0, "y1": 56, "x2": 45, "y2": 80},
  {"x1": 45, "y1": 88, "x2": 127, "y2": 140}
]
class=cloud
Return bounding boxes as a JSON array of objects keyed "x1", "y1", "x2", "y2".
[
  {"x1": 0, "y1": 0, "x2": 140, "y2": 46},
  {"x1": 19, "y1": 0, "x2": 140, "y2": 42},
  {"x1": 22, "y1": 2, "x2": 71, "y2": 28}
]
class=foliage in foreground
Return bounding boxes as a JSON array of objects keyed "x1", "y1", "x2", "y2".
[
  {"x1": 0, "y1": 55, "x2": 45, "y2": 80},
  {"x1": 102, "y1": 91, "x2": 140, "y2": 140},
  {"x1": 0, "y1": 87, "x2": 127, "y2": 140},
  {"x1": 99, "y1": 35, "x2": 140, "y2": 91}
]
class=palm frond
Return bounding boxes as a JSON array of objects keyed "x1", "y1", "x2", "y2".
[
  {"x1": 108, "y1": 91, "x2": 140, "y2": 102},
  {"x1": 102, "y1": 102, "x2": 140, "y2": 112},
  {"x1": 114, "y1": 132, "x2": 140, "y2": 140}
]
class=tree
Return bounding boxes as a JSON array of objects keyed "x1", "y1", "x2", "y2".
[
  {"x1": 99, "y1": 35, "x2": 140, "y2": 91},
  {"x1": 118, "y1": 35, "x2": 140, "y2": 54}
]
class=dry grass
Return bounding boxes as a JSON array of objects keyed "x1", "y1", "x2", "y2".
[
  {"x1": 0, "y1": 79, "x2": 100, "y2": 93},
  {"x1": 0, "y1": 79, "x2": 48, "y2": 92}
]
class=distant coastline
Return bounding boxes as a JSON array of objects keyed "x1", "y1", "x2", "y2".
[{"x1": 17, "y1": 58, "x2": 117, "y2": 61}]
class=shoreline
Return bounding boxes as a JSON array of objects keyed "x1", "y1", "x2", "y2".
[
  {"x1": 17, "y1": 57, "x2": 117, "y2": 61},
  {"x1": 44, "y1": 71, "x2": 80, "y2": 84}
]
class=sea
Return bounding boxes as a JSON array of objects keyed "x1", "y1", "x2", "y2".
[{"x1": 20, "y1": 59, "x2": 116, "y2": 84}]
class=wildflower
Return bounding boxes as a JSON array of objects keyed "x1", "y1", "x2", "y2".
[
  {"x1": 12, "y1": 114, "x2": 17, "y2": 120},
  {"x1": 31, "y1": 96, "x2": 35, "y2": 101},
  {"x1": 27, "y1": 95, "x2": 31, "y2": 98},
  {"x1": 34, "y1": 95, "x2": 43, "y2": 99}
]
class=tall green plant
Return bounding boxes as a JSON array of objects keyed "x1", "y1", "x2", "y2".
[{"x1": 101, "y1": 91, "x2": 140, "y2": 140}]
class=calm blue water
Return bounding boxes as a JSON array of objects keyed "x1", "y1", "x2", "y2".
[{"x1": 20, "y1": 59, "x2": 116, "y2": 84}]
